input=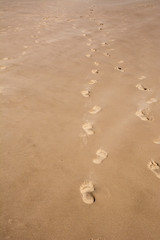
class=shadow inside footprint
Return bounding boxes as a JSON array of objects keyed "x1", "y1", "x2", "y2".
[
  {"x1": 101, "y1": 42, "x2": 108, "y2": 46},
  {"x1": 136, "y1": 84, "x2": 150, "y2": 91},
  {"x1": 135, "y1": 108, "x2": 154, "y2": 121},
  {"x1": 91, "y1": 69, "x2": 99, "y2": 74},
  {"x1": 115, "y1": 66, "x2": 125, "y2": 72},
  {"x1": 103, "y1": 52, "x2": 110, "y2": 57}
]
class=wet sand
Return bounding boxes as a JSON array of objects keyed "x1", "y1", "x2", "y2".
[{"x1": 1, "y1": 0, "x2": 160, "y2": 239}]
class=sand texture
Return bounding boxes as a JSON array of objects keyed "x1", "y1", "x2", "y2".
[{"x1": 1, "y1": 0, "x2": 160, "y2": 239}]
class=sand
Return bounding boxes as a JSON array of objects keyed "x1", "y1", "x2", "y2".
[{"x1": 0, "y1": 0, "x2": 160, "y2": 239}]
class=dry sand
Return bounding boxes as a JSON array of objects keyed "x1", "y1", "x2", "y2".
[{"x1": 1, "y1": 0, "x2": 160, "y2": 239}]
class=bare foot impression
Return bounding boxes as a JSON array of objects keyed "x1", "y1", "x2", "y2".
[
  {"x1": 3, "y1": 57, "x2": 9, "y2": 60},
  {"x1": 89, "y1": 79, "x2": 97, "y2": 85},
  {"x1": 93, "y1": 149, "x2": 108, "y2": 164},
  {"x1": 80, "y1": 181, "x2": 95, "y2": 204},
  {"x1": 148, "y1": 161, "x2": 160, "y2": 179},
  {"x1": 86, "y1": 54, "x2": 92, "y2": 58},
  {"x1": 89, "y1": 105, "x2": 101, "y2": 114},
  {"x1": 147, "y1": 98, "x2": 157, "y2": 104},
  {"x1": 82, "y1": 122, "x2": 94, "y2": 135},
  {"x1": 91, "y1": 48, "x2": 96, "y2": 52},
  {"x1": 118, "y1": 60, "x2": 124, "y2": 64},
  {"x1": 94, "y1": 62, "x2": 99, "y2": 66},
  {"x1": 22, "y1": 51, "x2": 26, "y2": 55},
  {"x1": 0, "y1": 66, "x2": 7, "y2": 70},
  {"x1": 136, "y1": 83, "x2": 150, "y2": 91},
  {"x1": 103, "y1": 52, "x2": 110, "y2": 57},
  {"x1": 135, "y1": 108, "x2": 154, "y2": 121},
  {"x1": 0, "y1": 86, "x2": 6, "y2": 94},
  {"x1": 101, "y1": 42, "x2": 108, "y2": 46},
  {"x1": 108, "y1": 48, "x2": 115, "y2": 51},
  {"x1": 91, "y1": 69, "x2": 99, "y2": 74},
  {"x1": 153, "y1": 137, "x2": 160, "y2": 144},
  {"x1": 139, "y1": 75, "x2": 146, "y2": 80},
  {"x1": 115, "y1": 66, "x2": 125, "y2": 72},
  {"x1": 81, "y1": 90, "x2": 90, "y2": 98}
]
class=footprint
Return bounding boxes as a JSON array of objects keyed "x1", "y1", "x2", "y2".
[
  {"x1": 118, "y1": 60, "x2": 124, "y2": 64},
  {"x1": 99, "y1": 27, "x2": 103, "y2": 30},
  {"x1": 0, "y1": 66, "x2": 7, "y2": 70},
  {"x1": 101, "y1": 42, "x2": 108, "y2": 46},
  {"x1": 88, "y1": 38, "x2": 92, "y2": 42},
  {"x1": 80, "y1": 132, "x2": 88, "y2": 145},
  {"x1": 147, "y1": 98, "x2": 157, "y2": 104},
  {"x1": 139, "y1": 76, "x2": 146, "y2": 80},
  {"x1": 103, "y1": 52, "x2": 110, "y2": 57},
  {"x1": 87, "y1": 42, "x2": 91, "y2": 46},
  {"x1": 82, "y1": 122, "x2": 94, "y2": 135},
  {"x1": 135, "y1": 108, "x2": 154, "y2": 121},
  {"x1": 94, "y1": 62, "x2": 99, "y2": 66},
  {"x1": 82, "y1": 33, "x2": 87, "y2": 37},
  {"x1": 22, "y1": 51, "x2": 26, "y2": 55},
  {"x1": 91, "y1": 48, "x2": 96, "y2": 52},
  {"x1": 81, "y1": 90, "x2": 90, "y2": 98},
  {"x1": 89, "y1": 105, "x2": 101, "y2": 114},
  {"x1": 148, "y1": 161, "x2": 160, "y2": 179},
  {"x1": 80, "y1": 181, "x2": 95, "y2": 204},
  {"x1": 136, "y1": 84, "x2": 150, "y2": 91},
  {"x1": 93, "y1": 149, "x2": 108, "y2": 164},
  {"x1": 91, "y1": 69, "x2": 99, "y2": 74},
  {"x1": 115, "y1": 66, "x2": 125, "y2": 72},
  {"x1": 108, "y1": 48, "x2": 115, "y2": 51},
  {"x1": 153, "y1": 137, "x2": 160, "y2": 144},
  {"x1": 3, "y1": 57, "x2": 9, "y2": 60},
  {"x1": 88, "y1": 79, "x2": 97, "y2": 85},
  {"x1": 0, "y1": 86, "x2": 5, "y2": 94},
  {"x1": 86, "y1": 54, "x2": 92, "y2": 58}
]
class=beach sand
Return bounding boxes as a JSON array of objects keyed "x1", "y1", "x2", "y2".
[{"x1": 0, "y1": 0, "x2": 160, "y2": 239}]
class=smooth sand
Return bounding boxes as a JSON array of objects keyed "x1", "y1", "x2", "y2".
[{"x1": 1, "y1": 0, "x2": 160, "y2": 239}]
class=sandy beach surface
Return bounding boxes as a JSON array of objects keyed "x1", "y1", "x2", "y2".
[{"x1": 1, "y1": 0, "x2": 160, "y2": 239}]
